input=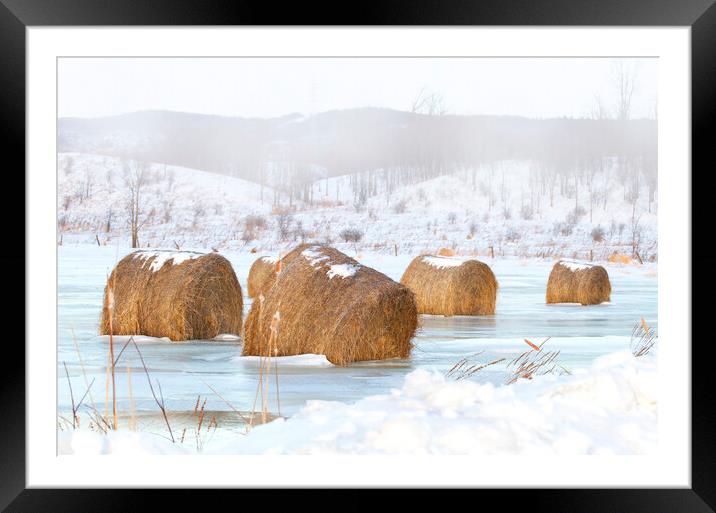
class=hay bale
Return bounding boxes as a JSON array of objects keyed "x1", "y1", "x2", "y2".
[
  {"x1": 247, "y1": 256, "x2": 280, "y2": 298},
  {"x1": 608, "y1": 252, "x2": 632, "y2": 264},
  {"x1": 100, "y1": 250, "x2": 243, "y2": 341},
  {"x1": 400, "y1": 255, "x2": 498, "y2": 316},
  {"x1": 243, "y1": 245, "x2": 417, "y2": 365},
  {"x1": 438, "y1": 247, "x2": 456, "y2": 257},
  {"x1": 546, "y1": 260, "x2": 611, "y2": 305},
  {"x1": 246, "y1": 244, "x2": 316, "y2": 298}
]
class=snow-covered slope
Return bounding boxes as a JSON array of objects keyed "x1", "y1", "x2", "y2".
[{"x1": 57, "y1": 153, "x2": 657, "y2": 261}]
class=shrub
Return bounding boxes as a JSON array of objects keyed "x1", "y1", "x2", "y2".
[
  {"x1": 392, "y1": 198, "x2": 408, "y2": 214},
  {"x1": 520, "y1": 205, "x2": 534, "y2": 220},
  {"x1": 245, "y1": 214, "x2": 267, "y2": 231},
  {"x1": 591, "y1": 225, "x2": 606, "y2": 243},
  {"x1": 553, "y1": 222, "x2": 574, "y2": 237},
  {"x1": 276, "y1": 213, "x2": 293, "y2": 241},
  {"x1": 339, "y1": 228, "x2": 364, "y2": 243},
  {"x1": 468, "y1": 221, "x2": 478, "y2": 238},
  {"x1": 505, "y1": 228, "x2": 522, "y2": 242},
  {"x1": 503, "y1": 208, "x2": 512, "y2": 220},
  {"x1": 447, "y1": 212, "x2": 457, "y2": 224}
]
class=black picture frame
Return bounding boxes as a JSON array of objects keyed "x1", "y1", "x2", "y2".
[{"x1": 3, "y1": 0, "x2": 714, "y2": 510}]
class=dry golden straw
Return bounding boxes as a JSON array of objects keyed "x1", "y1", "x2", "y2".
[
  {"x1": 247, "y1": 244, "x2": 316, "y2": 298},
  {"x1": 243, "y1": 244, "x2": 417, "y2": 366},
  {"x1": 100, "y1": 250, "x2": 243, "y2": 340},
  {"x1": 247, "y1": 256, "x2": 280, "y2": 298},
  {"x1": 400, "y1": 255, "x2": 498, "y2": 316},
  {"x1": 545, "y1": 260, "x2": 611, "y2": 306}
]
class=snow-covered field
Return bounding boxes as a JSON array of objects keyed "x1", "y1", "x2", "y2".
[
  {"x1": 57, "y1": 153, "x2": 657, "y2": 261},
  {"x1": 57, "y1": 244, "x2": 657, "y2": 455}
]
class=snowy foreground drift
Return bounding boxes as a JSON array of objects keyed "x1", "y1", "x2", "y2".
[{"x1": 59, "y1": 350, "x2": 656, "y2": 455}]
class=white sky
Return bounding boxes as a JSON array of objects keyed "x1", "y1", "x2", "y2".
[{"x1": 58, "y1": 57, "x2": 657, "y2": 120}]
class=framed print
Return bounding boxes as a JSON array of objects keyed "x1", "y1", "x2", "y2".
[{"x1": 4, "y1": 0, "x2": 715, "y2": 510}]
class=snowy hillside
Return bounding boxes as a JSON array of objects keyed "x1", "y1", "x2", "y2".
[{"x1": 57, "y1": 152, "x2": 657, "y2": 261}]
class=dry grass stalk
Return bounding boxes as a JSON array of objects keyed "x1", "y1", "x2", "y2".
[
  {"x1": 400, "y1": 255, "x2": 497, "y2": 316},
  {"x1": 126, "y1": 358, "x2": 137, "y2": 431},
  {"x1": 546, "y1": 260, "x2": 611, "y2": 305},
  {"x1": 631, "y1": 317, "x2": 657, "y2": 357},
  {"x1": 131, "y1": 337, "x2": 175, "y2": 442},
  {"x1": 506, "y1": 337, "x2": 571, "y2": 384},
  {"x1": 247, "y1": 255, "x2": 280, "y2": 298},
  {"x1": 107, "y1": 276, "x2": 118, "y2": 429},
  {"x1": 246, "y1": 245, "x2": 313, "y2": 298},
  {"x1": 100, "y1": 250, "x2": 243, "y2": 341},
  {"x1": 243, "y1": 244, "x2": 417, "y2": 365},
  {"x1": 445, "y1": 352, "x2": 506, "y2": 381}
]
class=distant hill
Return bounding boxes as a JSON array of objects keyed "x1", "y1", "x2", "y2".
[{"x1": 58, "y1": 108, "x2": 656, "y2": 184}]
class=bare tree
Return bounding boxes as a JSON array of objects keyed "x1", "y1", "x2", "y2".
[
  {"x1": 590, "y1": 93, "x2": 609, "y2": 120},
  {"x1": 410, "y1": 87, "x2": 448, "y2": 116},
  {"x1": 614, "y1": 61, "x2": 637, "y2": 121},
  {"x1": 122, "y1": 159, "x2": 151, "y2": 248}
]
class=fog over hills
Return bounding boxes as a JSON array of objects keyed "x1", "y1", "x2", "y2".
[{"x1": 58, "y1": 108, "x2": 656, "y2": 189}]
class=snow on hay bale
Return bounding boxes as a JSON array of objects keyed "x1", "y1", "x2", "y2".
[
  {"x1": 100, "y1": 250, "x2": 243, "y2": 341},
  {"x1": 400, "y1": 255, "x2": 498, "y2": 316},
  {"x1": 243, "y1": 244, "x2": 417, "y2": 365},
  {"x1": 546, "y1": 259, "x2": 611, "y2": 305}
]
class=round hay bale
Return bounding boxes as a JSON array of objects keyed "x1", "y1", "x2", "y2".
[
  {"x1": 546, "y1": 260, "x2": 611, "y2": 305},
  {"x1": 437, "y1": 247, "x2": 456, "y2": 257},
  {"x1": 400, "y1": 255, "x2": 498, "y2": 316},
  {"x1": 100, "y1": 250, "x2": 243, "y2": 341},
  {"x1": 608, "y1": 252, "x2": 632, "y2": 265},
  {"x1": 246, "y1": 243, "x2": 316, "y2": 298},
  {"x1": 243, "y1": 245, "x2": 417, "y2": 366},
  {"x1": 247, "y1": 256, "x2": 280, "y2": 298}
]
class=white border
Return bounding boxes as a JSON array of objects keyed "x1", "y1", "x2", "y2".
[{"x1": 27, "y1": 27, "x2": 690, "y2": 488}]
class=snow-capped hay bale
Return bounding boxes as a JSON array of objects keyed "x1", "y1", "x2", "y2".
[
  {"x1": 243, "y1": 245, "x2": 417, "y2": 366},
  {"x1": 247, "y1": 256, "x2": 280, "y2": 298},
  {"x1": 246, "y1": 243, "x2": 315, "y2": 298},
  {"x1": 400, "y1": 255, "x2": 498, "y2": 316},
  {"x1": 438, "y1": 247, "x2": 456, "y2": 257},
  {"x1": 100, "y1": 250, "x2": 243, "y2": 341},
  {"x1": 546, "y1": 260, "x2": 611, "y2": 305}
]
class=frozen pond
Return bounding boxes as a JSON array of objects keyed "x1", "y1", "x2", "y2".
[{"x1": 57, "y1": 245, "x2": 657, "y2": 438}]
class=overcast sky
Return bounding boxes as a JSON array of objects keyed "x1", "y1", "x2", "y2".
[{"x1": 58, "y1": 57, "x2": 657, "y2": 120}]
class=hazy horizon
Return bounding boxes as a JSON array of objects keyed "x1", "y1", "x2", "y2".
[{"x1": 58, "y1": 57, "x2": 657, "y2": 120}]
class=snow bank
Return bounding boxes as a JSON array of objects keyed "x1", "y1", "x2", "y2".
[
  {"x1": 59, "y1": 350, "x2": 656, "y2": 456},
  {"x1": 212, "y1": 350, "x2": 657, "y2": 455},
  {"x1": 95, "y1": 334, "x2": 172, "y2": 344},
  {"x1": 212, "y1": 333, "x2": 241, "y2": 341},
  {"x1": 58, "y1": 430, "x2": 188, "y2": 455},
  {"x1": 233, "y1": 353, "x2": 334, "y2": 367},
  {"x1": 133, "y1": 250, "x2": 204, "y2": 272}
]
